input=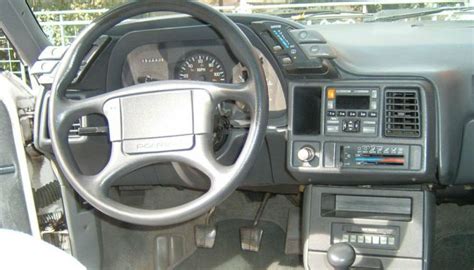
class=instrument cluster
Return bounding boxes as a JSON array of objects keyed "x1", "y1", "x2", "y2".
[{"x1": 121, "y1": 42, "x2": 286, "y2": 112}]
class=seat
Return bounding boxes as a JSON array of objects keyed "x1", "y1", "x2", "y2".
[{"x1": 0, "y1": 229, "x2": 85, "y2": 270}]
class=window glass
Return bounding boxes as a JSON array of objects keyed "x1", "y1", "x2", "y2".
[{"x1": 0, "y1": 30, "x2": 29, "y2": 83}]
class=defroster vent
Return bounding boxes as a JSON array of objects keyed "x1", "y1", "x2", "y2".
[{"x1": 384, "y1": 89, "x2": 421, "y2": 138}]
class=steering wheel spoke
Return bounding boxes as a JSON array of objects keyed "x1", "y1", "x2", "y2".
[
  {"x1": 84, "y1": 133, "x2": 230, "y2": 195},
  {"x1": 178, "y1": 134, "x2": 231, "y2": 185},
  {"x1": 89, "y1": 141, "x2": 142, "y2": 191},
  {"x1": 208, "y1": 80, "x2": 257, "y2": 112},
  {"x1": 51, "y1": 95, "x2": 106, "y2": 138}
]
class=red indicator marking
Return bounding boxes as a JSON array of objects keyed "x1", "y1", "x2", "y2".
[{"x1": 381, "y1": 158, "x2": 404, "y2": 164}]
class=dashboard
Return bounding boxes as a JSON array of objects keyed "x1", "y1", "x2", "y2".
[
  {"x1": 32, "y1": 14, "x2": 474, "y2": 189},
  {"x1": 27, "y1": 11, "x2": 474, "y2": 270}
]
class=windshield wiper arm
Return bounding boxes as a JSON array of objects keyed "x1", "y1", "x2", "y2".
[
  {"x1": 289, "y1": 9, "x2": 368, "y2": 20},
  {"x1": 365, "y1": 6, "x2": 474, "y2": 22}
]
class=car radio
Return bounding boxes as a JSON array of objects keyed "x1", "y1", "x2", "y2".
[{"x1": 324, "y1": 87, "x2": 379, "y2": 136}]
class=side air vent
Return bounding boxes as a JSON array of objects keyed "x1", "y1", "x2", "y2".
[{"x1": 384, "y1": 89, "x2": 421, "y2": 138}]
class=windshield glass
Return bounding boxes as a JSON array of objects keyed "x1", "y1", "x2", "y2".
[{"x1": 24, "y1": 0, "x2": 474, "y2": 45}]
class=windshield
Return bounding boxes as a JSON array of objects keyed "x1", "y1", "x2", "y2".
[{"x1": 23, "y1": 0, "x2": 474, "y2": 46}]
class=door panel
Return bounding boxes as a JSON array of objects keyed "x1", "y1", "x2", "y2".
[
  {"x1": 0, "y1": 102, "x2": 32, "y2": 233},
  {"x1": 0, "y1": 73, "x2": 39, "y2": 237}
]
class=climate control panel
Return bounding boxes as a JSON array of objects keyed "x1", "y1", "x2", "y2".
[
  {"x1": 292, "y1": 142, "x2": 422, "y2": 171},
  {"x1": 340, "y1": 144, "x2": 409, "y2": 169}
]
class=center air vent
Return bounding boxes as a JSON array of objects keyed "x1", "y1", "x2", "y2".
[{"x1": 384, "y1": 89, "x2": 421, "y2": 138}]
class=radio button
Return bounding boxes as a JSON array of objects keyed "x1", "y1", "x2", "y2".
[
  {"x1": 348, "y1": 111, "x2": 357, "y2": 117},
  {"x1": 342, "y1": 234, "x2": 350, "y2": 242},
  {"x1": 337, "y1": 111, "x2": 347, "y2": 117},
  {"x1": 342, "y1": 120, "x2": 360, "y2": 133},
  {"x1": 327, "y1": 111, "x2": 336, "y2": 117},
  {"x1": 327, "y1": 100, "x2": 335, "y2": 109},
  {"x1": 371, "y1": 90, "x2": 378, "y2": 98},
  {"x1": 363, "y1": 120, "x2": 376, "y2": 125},
  {"x1": 388, "y1": 237, "x2": 396, "y2": 246},
  {"x1": 369, "y1": 112, "x2": 378, "y2": 118},
  {"x1": 362, "y1": 126, "x2": 376, "y2": 134},
  {"x1": 354, "y1": 120, "x2": 360, "y2": 130},
  {"x1": 327, "y1": 88, "x2": 336, "y2": 100},
  {"x1": 372, "y1": 236, "x2": 380, "y2": 245},
  {"x1": 380, "y1": 236, "x2": 388, "y2": 245},
  {"x1": 350, "y1": 234, "x2": 357, "y2": 243},
  {"x1": 370, "y1": 102, "x2": 377, "y2": 110},
  {"x1": 327, "y1": 125, "x2": 339, "y2": 133},
  {"x1": 365, "y1": 235, "x2": 372, "y2": 244},
  {"x1": 358, "y1": 111, "x2": 367, "y2": 117}
]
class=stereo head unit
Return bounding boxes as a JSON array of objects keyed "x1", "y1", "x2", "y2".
[{"x1": 325, "y1": 87, "x2": 379, "y2": 136}]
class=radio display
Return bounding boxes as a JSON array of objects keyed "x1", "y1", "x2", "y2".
[{"x1": 336, "y1": 95, "x2": 370, "y2": 110}]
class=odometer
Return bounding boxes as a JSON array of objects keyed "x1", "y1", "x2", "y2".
[{"x1": 175, "y1": 52, "x2": 226, "y2": 82}]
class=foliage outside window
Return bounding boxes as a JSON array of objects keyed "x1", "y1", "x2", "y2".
[{"x1": 0, "y1": 30, "x2": 28, "y2": 83}]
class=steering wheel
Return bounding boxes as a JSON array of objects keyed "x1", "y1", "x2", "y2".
[{"x1": 48, "y1": 0, "x2": 268, "y2": 226}]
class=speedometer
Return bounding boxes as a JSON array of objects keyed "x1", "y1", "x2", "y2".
[{"x1": 175, "y1": 52, "x2": 226, "y2": 82}]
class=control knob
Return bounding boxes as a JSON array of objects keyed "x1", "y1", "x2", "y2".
[
  {"x1": 297, "y1": 146, "x2": 315, "y2": 162},
  {"x1": 327, "y1": 243, "x2": 356, "y2": 270}
]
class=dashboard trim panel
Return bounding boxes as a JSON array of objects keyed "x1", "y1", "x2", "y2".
[{"x1": 287, "y1": 79, "x2": 436, "y2": 184}]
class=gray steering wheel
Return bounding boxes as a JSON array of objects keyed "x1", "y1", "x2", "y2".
[{"x1": 48, "y1": 0, "x2": 268, "y2": 226}]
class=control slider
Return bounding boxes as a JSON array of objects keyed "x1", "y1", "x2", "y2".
[{"x1": 354, "y1": 154, "x2": 405, "y2": 166}]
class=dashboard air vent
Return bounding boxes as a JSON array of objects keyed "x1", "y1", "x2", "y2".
[{"x1": 384, "y1": 89, "x2": 421, "y2": 138}]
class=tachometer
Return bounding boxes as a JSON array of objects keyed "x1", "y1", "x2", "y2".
[
  {"x1": 175, "y1": 52, "x2": 226, "y2": 82},
  {"x1": 122, "y1": 44, "x2": 168, "y2": 87}
]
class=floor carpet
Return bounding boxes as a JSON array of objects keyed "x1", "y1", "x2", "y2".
[{"x1": 432, "y1": 203, "x2": 474, "y2": 270}]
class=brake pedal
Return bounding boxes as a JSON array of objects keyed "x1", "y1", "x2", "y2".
[
  {"x1": 194, "y1": 207, "x2": 216, "y2": 248},
  {"x1": 240, "y1": 193, "x2": 271, "y2": 252}
]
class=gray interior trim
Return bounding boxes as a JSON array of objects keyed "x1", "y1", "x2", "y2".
[{"x1": 0, "y1": 73, "x2": 40, "y2": 237}]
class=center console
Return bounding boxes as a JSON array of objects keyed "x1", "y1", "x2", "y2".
[
  {"x1": 288, "y1": 80, "x2": 436, "y2": 269},
  {"x1": 303, "y1": 186, "x2": 433, "y2": 270},
  {"x1": 287, "y1": 80, "x2": 436, "y2": 184}
]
